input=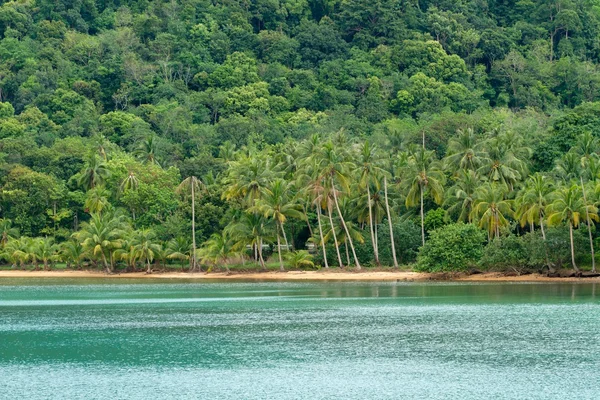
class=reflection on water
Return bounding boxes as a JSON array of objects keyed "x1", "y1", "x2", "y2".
[{"x1": 1, "y1": 280, "x2": 599, "y2": 399}]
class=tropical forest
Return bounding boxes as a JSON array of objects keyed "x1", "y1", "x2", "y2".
[{"x1": 2, "y1": 0, "x2": 600, "y2": 275}]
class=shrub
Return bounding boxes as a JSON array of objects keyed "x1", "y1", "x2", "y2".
[
  {"x1": 416, "y1": 223, "x2": 486, "y2": 272},
  {"x1": 480, "y1": 234, "x2": 530, "y2": 273}
]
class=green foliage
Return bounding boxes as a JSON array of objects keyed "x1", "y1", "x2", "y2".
[{"x1": 416, "y1": 223, "x2": 486, "y2": 272}]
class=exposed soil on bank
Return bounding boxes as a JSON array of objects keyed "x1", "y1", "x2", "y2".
[{"x1": 1, "y1": 269, "x2": 600, "y2": 282}]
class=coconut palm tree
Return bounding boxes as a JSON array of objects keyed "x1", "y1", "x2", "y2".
[
  {"x1": 74, "y1": 211, "x2": 127, "y2": 273},
  {"x1": 444, "y1": 128, "x2": 487, "y2": 173},
  {"x1": 176, "y1": 176, "x2": 206, "y2": 272},
  {"x1": 34, "y1": 237, "x2": 58, "y2": 271},
  {"x1": 77, "y1": 154, "x2": 110, "y2": 190},
  {"x1": 84, "y1": 186, "x2": 111, "y2": 215},
  {"x1": 0, "y1": 218, "x2": 18, "y2": 247},
  {"x1": 554, "y1": 151, "x2": 581, "y2": 183},
  {"x1": 134, "y1": 134, "x2": 160, "y2": 165},
  {"x1": 131, "y1": 229, "x2": 161, "y2": 274},
  {"x1": 198, "y1": 231, "x2": 239, "y2": 273},
  {"x1": 470, "y1": 183, "x2": 513, "y2": 240},
  {"x1": 251, "y1": 179, "x2": 304, "y2": 271},
  {"x1": 402, "y1": 147, "x2": 445, "y2": 246},
  {"x1": 60, "y1": 240, "x2": 86, "y2": 269},
  {"x1": 547, "y1": 184, "x2": 598, "y2": 272},
  {"x1": 515, "y1": 173, "x2": 554, "y2": 239},
  {"x1": 166, "y1": 236, "x2": 191, "y2": 271},
  {"x1": 444, "y1": 169, "x2": 481, "y2": 222},
  {"x1": 316, "y1": 141, "x2": 361, "y2": 269},
  {"x1": 226, "y1": 213, "x2": 273, "y2": 270},
  {"x1": 357, "y1": 141, "x2": 385, "y2": 265},
  {"x1": 284, "y1": 250, "x2": 315, "y2": 269},
  {"x1": 478, "y1": 136, "x2": 527, "y2": 191}
]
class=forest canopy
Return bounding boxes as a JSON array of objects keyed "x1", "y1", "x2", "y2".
[{"x1": 1, "y1": 0, "x2": 600, "y2": 273}]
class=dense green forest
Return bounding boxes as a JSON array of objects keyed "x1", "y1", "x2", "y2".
[{"x1": 1, "y1": 0, "x2": 600, "y2": 273}]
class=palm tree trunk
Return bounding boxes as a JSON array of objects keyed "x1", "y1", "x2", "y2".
[
  {"x1": 328, "y1": 204, "x2": 344, "y2": 268},
  {"x1": 258, "y1": 238, "x2": 266, "y2": 270},
  {"x1": 281, "y1": 224, "x2": 290, "y2": 251},
  {"x1": 345, "y1": 237, "x2": 350, "y2": 266},
  {"x1": 191, "y1": 179, "x2": 197, "y2": 272},
  {"x1": 101, "y1": 253, "x2": 110, "y2": 274},
  {"x1": 569, "y1": 221, "x2": 579, "y2": 272},
  {"x1": 146, "y1": 257, "x2": 151, "y2": 274},
  {"x1": 316, "y1": 205, "x2": 329, "y2": 269},
  {"x1": 420, "y1": 184, "x2": 425, "y2": 247},
  {"x1": 331, "y1": 178, "x2": 361, "y2": 270},
  {"x1": 302, "y1": 204, "x2": 314, "y2": 237},
  {"x1": 276, "y1": 224, "x2": 284, "y2": 272},
  {"x1": 581, "y1": 177, "x2": 596, "y2": 273},
  {"x1": 540, "y1": 213, "x2": 546, "y2": 240},
  {"x1": 367, "y1": 185, "x2": 379, "y2": 265},
  {"x1": 384, "y1": 177, "x2": 398, "y2": 268}
]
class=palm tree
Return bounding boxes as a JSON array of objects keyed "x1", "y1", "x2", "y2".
[
  {"x1": 176, "y1": 176, "x2": 206, "y2": 272},
  {"x1": 284, "y1": 250, "x2": 315, "y2": 269},
  {"x1": 131, "y1": 229, "x2": 161, "y2": 274},
  {"x1": 2, "y1": 237, "x2": 29, "y2": 269},
  {"x1": 84, "y1": 186, "x2": 111, "y2": 215},
  {"x1": 402, "y1": 147, "x2": 445, "y2": 246},
  {"x1": 166, "y1": 236, "x2": 191, "y2": 271},
  {"x1": 478, "y1": 136, "x2": 527, "y2": 191},
  {"x1": 198, "y1": 231, "x2": 239, "y2": 273},
  {"x1": 444, "y1": 169, "x2": 480, "y2": 222},
  {"x1": 317, "y1": 141, "x2": 361, "y2": 269},
  {"x1": 470, "y1": 183, "x2": 513, "y2": 240},
  {"x1": 382, "y1": 174, "x2": 398, "y2": 268},
  {"x1": 226, "y1": 213, "x2": 273, "y2": 270},
  {"x1": 60, "y1": 240, "x2": 86, "y2": 269},
  {"x1": 357, "y1": 141, "x2": 384, "y2": 265},
  {"x1": 0, "y1": 218, "x2": 18, "y2": 247},
  {"x1": 554, "y1": 151, "x2": 581, "y2": 183},
  {"x1": 120, "y1": 171, "x2": 139, "y2": 220},
  {"x1": 77, "y1": 154, "x2": 110, "y2": 190},
  {"x1": 74, "y1": 211, "x2": 127, "y2": 273},
  {"x1": 547, "y1": 184, "x2": 598, "y2": 272},
  {"x1": 134, "y1": 134, "x2": 160, "y2": 165},
  {"x1": 580, "y1": 177, "x2": 596, "y2": 272},
  {"x1": 34, "y1": 237, "x2": 57, "y2": 271},
  {"x1": 251, "y1": 179, "x2": 304, "y2": 271},
  {"x1": 444, "y1": 128, "x2": 487, "y2": 173},
  {"x1": 515, "y1": 173, "x2": 553, "y2": 239}
]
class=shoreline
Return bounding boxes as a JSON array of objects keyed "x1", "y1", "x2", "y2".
[{"x1": 1, "y1": 270, "x2": 600, "y2": 282}]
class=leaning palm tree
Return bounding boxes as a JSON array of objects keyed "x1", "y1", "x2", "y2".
[
  {"x1": 316, "y1": 141, "x2": 361, "y2": 269},
  {"x1": 470, "y1": 183, "x2": 513, "y2": 241},
  {"x1": 402, "y1": 147, "x2": 446, "y2": 246},
  {"x1": 547, "y1": 184, "x2": 599, "y2": 272},
  {"x1": 251, "y1": 179, "x2": 305, "y2": 271},
  {"x1": 176, "y1": 176, "x2": 206, "y2": 272},
  {"x1": 198, "y1": 231, "x2": 239, "y2": 273}
]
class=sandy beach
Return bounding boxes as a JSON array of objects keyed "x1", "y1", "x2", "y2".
[{"x1": 1, "y1": 270, "x2": 599, "y2": 282}]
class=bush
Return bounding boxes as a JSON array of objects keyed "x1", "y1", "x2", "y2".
[
  {"x1": 416, "y1": 223, "x2": 486, "y2": 272},
  {"x1": 480, "y1": 234, "x2": 530, "y2": 273}
]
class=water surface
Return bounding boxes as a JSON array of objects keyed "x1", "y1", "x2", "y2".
[{"x1": 1, "y1": 279, "x2": 599, "y2": 399}]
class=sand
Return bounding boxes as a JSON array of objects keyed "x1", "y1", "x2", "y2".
[{"x1": 0, "y1": 269, "x2": 599, "y2": 282}]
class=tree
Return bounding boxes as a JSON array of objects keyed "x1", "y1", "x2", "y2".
[
  {"x1": 74, "y1": 211, "x2": 128, "y2": 273},
  {"x1": 166, "y1": 236, "x2": 191, "y2": 271},
  {"x1": 402, "y1": 148, "x2": 446, "y2": 246},
  {"x1": 547, "y1": 185, "x2": 599, "y2": 272},
  {"x1": 0, "y1": 218, "x2": 18, "y2": 247},
  {"x1": 252, "y1": 179, "x2": 304, "y2": 272},
  {"x1": 444, "y1": 128, "x2": 487, "y2": 174},
  {"x1": 515, "y1": 173, "x2": 554, "y2": 239},
  {"x1": 77, "y1": 154, "x2": 110, "y2": 190},
  {"x1": 176, "y1": 176, "x2": 205, "y2": 272},
  {"x1": 198, "y1": 232, "x2": 239, "y2": 273},
  {"x1": 131, "y1": 229, "x2": 161, "y2": 274},
  {"x1": 471, "y1": 183, "x2": 513, "y2": 241}
]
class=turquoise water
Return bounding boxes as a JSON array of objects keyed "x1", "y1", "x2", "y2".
[{"x1": 1, "y1": 279, "x2": 599, "y2": 399}]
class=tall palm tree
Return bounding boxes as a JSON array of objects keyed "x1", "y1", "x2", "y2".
[
  {"x1": 470, "y1": 183, "x2": 513, "y2": 240},
  {"x1": 74, "y1": 211, "x2": 127, "y2": 273},
  {"x1": 120, "y1": 171, "x2": 140, "y2": 220},
  {"x1": 382, "y1": 174, "x2": 398, "y2": 268},
  {"x1": 251, "y1": 179, "x2": 304, "y2": 271},
  {"x1": 176, "y1": 176, "x2": 205, "y2": 272},
  {"x1": 478, "y1": 136, "x2": 527, "y2": 191},
  {"x1": 316, "y1": 141, "x2": 361, "y2": 269},
  {"x1": 77, "y1": 154, "x2": 110, "y2": 190},
  {"x1": 402, "y1": 147, "x2": 445, "y2": 246},
  {"x1": 357, "y1": 141, "x2": 384, "y2": 265},
  {"x1": 547, "y1": 184, "x2": 598, "y2": 272},
  {"x1": 134, "y1": 134, "x2": 160, "y2": 165},
  {"x1": 554, "y1": 151, "x2": 581, "y2": 183},
  {"x1": 226, "y1": 213, "x2": 272, "y2": 270},
  {"x1": 84, "y1": 186, "x2": 111, "y2": 215}
]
